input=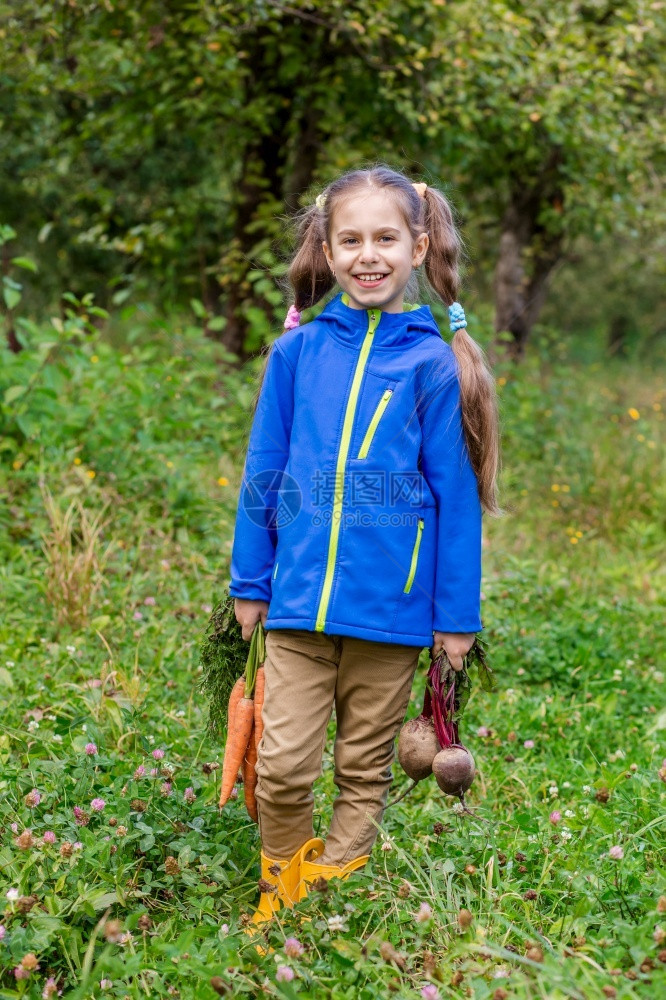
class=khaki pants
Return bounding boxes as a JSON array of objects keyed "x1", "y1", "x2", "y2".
[{"x1": 255, "y1": 628, "x2": 420, "y2": 865}]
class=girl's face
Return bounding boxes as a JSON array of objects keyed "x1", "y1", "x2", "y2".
[{"x1": 322, "y1": 189, "x2": 429, "y2": 314}]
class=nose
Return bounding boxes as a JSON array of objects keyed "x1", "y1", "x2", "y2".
[{"x1": 358, "y1": 240, "x2": 380, "y2": 264}]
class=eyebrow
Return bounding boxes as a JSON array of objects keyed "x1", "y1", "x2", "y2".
[{"x1": 336, "y1": 227, "x2": 402, "y2": 237}]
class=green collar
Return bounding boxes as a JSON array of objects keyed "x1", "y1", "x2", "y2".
[{"x1": 340, "y1": 291, "x2": 421, "y2": 312}]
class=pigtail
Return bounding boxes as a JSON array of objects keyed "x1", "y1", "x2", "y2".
[
  {"x1": 422, "y1": 187, "x2": 503, "y2": 518},
  {"x1": 287, "y1": 204, "x2": 336, "y2": 312}
]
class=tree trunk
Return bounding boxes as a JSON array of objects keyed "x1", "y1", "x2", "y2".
[
  {"x1": 608, "y1": 313, "x2": 630, "y2": 357},
  {"x1": 218, "y1": 23, "x2": 331, "y2": 360},
  {"x1": 492, "y1": 152, "x2": 565, "y2": 362}
]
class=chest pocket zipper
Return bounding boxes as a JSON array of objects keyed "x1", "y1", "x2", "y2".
[
  {"x1": 403, "y1": 518, "x2": 424, "y2": 594},
  {"x1": 357, "y1": 389, "x2": 393, "y2": 459},
  {"x1": 273, "y1": 561, "x2": 279, "y2": 581}
]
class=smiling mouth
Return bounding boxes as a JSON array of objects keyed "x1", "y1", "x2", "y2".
[{"x1": 353, "y1": 273, "x2": 389, "y2": 284}]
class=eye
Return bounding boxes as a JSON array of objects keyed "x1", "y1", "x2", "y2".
[
  {"x1": 342, "y1": 238, "x2": 359, "y2": 245},
  {"x1": 379, "y1": 236, "x2": 395, "y2": 243}
]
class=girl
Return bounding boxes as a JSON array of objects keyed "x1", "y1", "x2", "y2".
[{"x1": 228, "y1": 165, "x2": 501, "y2": 927}]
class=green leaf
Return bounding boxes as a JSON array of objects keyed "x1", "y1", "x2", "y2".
[
  {"x1": 4, "y1": 385, "x2": 27, "y2": 405},
  {"x1": 11, "y1": 255, "x2": 38, "y2": 272},
  {"x1": 139, "y1": 833, "x2": 155, "y2": 852},
  {"x1": 3, "y1": 287, "x2": 21, "y2": 310}
]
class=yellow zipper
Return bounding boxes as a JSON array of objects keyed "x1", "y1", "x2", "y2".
[
  {"x1": 357, "y1": 389, "x2": 393, "y2": 459},
  {"x1": 403, "y1": 518, "x2": 424, "y2": 594},
  {"x1": 315, "y1": 308, "x2": 381, "y2": 631}
]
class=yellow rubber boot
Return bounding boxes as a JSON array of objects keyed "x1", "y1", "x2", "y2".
[
  {"x1": 249, "y1": 838, "x2": 325, "y2": 927},
  {"x1": 298, "y1": 853, "x2": 370, "y2": 900}
]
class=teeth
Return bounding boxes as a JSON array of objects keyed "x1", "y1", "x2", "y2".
[{"x1": 357, "y1": 274, "x2": 385, "y2": 281}]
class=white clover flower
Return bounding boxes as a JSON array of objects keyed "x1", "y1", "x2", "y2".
[
  {"x1": 560, "y1": 829, "x2": 573, "y2": 841},
  {"x1": 6, "y1": 888, "x2": 19, "y2": 901},
  {"x1": 582, "y1": 785, "x2": 592, "y2": 795},
  {"x1": 27, "y1": 720, "x2": 39, "y2": 733},
  {"x1": 548, "y1": 786, "x2": 559, "y2": 798},
  {"x1": 452, "y1": 802, "x2": 465, "y2": 815},
  {"x1": 327, "y1": 914, "x2": 345, "y2": 932},
  {"x1": 564, "y1": 810, "x2": 575, "y2": 818},
  {"x1": 52, "y1": 734, "x2": 63, "y2": 743},
  {"x1": 5, "y1": 660, "x2": 15, "y2": 667},
  {"x1": 562, "y1": 781, "x2": 571, "y2": 789},
  {"x1": 66, "y1": 645, "x2": 76, "y2": 654}
]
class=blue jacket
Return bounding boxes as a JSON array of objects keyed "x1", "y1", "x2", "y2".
[{"x1": 228, "y1": 292, "x2": 483, "y2": 646}]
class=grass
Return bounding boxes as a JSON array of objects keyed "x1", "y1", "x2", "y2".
[{"x1": 0, "y1": 301, "x2": 664, "y2": 998}]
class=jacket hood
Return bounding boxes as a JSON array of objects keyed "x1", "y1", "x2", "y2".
[{"x1": 316, "y1": 291, "x2": 444, "y2": 351}]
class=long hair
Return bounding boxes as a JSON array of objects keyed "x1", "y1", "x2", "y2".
[{"x1": 283, "y1": 166, "x2": 502, "y2": 516}]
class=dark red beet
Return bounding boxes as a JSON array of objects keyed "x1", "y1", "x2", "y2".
[
  {"x1": 398, "y1": 717, "x2": 441, "y2": 781},
  {"x1": 432, "y1": 745, "x2": 475, "y2": 796}
]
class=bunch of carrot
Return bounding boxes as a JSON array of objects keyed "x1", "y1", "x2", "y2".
[{"x1": 218, "y1": 622, "x2": 265, "y2": 822}]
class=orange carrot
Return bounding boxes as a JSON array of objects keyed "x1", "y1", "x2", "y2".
[
  {"x1": 253, "y1": 665, "x2": 265, "y2": 754},
  {"x1": 243, "y1": 723, "x2": 258, "y2": 822},
  {"x1": 226, "y1": 675, "x2": 246, "y2": 733},
  {"x1": 219, "y1": 695, "x2": 254, "y2": 808}
]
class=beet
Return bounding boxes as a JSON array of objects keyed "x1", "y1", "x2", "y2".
[
  {"x1": 432, "y1": 745, "x2": 476, "y2": 797},
  {"x1": 398, "y1": 717, "x2": 440, "y2": 781}
]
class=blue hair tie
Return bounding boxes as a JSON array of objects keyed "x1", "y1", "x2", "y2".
[{"x1": 448, "y1": 301, "x2": 467, "y2": 332}]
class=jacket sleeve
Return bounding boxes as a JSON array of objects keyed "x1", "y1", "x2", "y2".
[
  {"x1": 228, "y1": 342, "x2": 294, "y2": 603},
  {"x1": 418, "y1": 358, "x2": 483, "y2": 634}
]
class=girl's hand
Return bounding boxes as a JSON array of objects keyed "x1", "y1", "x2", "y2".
[
  {"x1": 234, "y1": 598, "x2": 269, "y2": 641},
  {"x1": 431, "y1": 631, "x2": 476, "y2": 671}
]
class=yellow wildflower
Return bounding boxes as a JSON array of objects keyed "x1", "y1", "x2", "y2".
[
  {"x1": 575, "y1": 531, "x2": 583, "y2": 538},
  {"x1": 91, "y1": 355, "x2": 99, "y2": 363},
  {"x1": 74, "y1": 457, "x2": 82, "y2": 465},
  {"x1": 561, "y1": 484, "x2": 570, "y2": 492},
  {"x1": 636, "y1": 434, "x2": 645, "y2": 442},
  {"x1": 217, "y1": 477, "x2": 229, "y2": 486},
  {"x1": 570, "y1": 537, "x2": 578, "y2": 544},
  {"x1": 628, "y1": 408, "x2": 640, "y2": 420},
  {"x1": 552, "y1": 499, "x2": 559, "y2": 507},
  {"x1": 497, "y1": 376, "x2": 507, "y2": 387},
  {"x1": 12, "y1": 460, "x2": 22, "y2": 470},
  {"x1": 166, "y1": 461, "x2": 174, "y2": 469},
  {"x1": 87, "y1": 470, "x2": 96, "y2": 479},
  {"x1": 551, "y1": 484, "x2": 560, "y2": 493}
]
